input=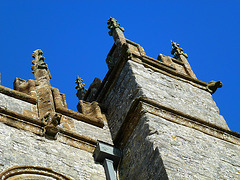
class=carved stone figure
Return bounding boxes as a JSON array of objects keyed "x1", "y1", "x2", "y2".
[
  {"x1": 75, "y1": 76, "x2": 87, "y2": 100},
  {"x1": 171, "y1": 41, "x2": 188, "y2": 59},
  {"x1": 207, "y1": 80, "x2": 223, "y2": 94},
  {"x1": 42, "y1": 112, "x2": 62, "y2": 138}
]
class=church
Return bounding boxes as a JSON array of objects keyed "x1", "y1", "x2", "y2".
[{"x1": 0, "y1": 17, "x2": 239, "y2": 179}]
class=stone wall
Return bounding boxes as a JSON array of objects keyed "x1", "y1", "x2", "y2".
[
  {"x1": 0, "y1": 92, "x2": 38, "y2": 119},
  {"x1": 101, "y1": 60, "x2": 143, "y2": 139},
  {"x1": 100, "y1": 58, "x2": 240, "y2": 179},
  {"x1": 129, "y1": 60, "x2": 229, "y2": 130},
  {"x1": 120, "y1": 106, "x2": 240, "y2": 179},
  {"x1": 102, "y1": 59, "x2": 229, "y2": 140},
  {"x1": 0, "y1": 122, "x2": 106, "y2": 180},
  {"x1": 0, "y1": 82, "x2": 113, "y2": 179}
]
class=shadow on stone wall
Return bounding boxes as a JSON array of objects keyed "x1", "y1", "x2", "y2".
[{"x1": 118, "y1": 115, "x2": 169, "y2": 180}]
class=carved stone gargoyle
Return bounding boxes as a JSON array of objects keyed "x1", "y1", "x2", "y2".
[
  {"x1": 207, "y1": 80, "x2": 223, "y2": 94},
  {"x1": 42, "y1": 112, "x2": 62, "y2": 139}
]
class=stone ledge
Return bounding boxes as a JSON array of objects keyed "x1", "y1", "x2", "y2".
[
  {"x1": 59, "y1": 127, "x2": 97, "y2": 146},
  {"x1": 114, "y1": 97, "x2": 240, "y2": 148},
  {"x1": 0, "y1": 85, "x2": 37, "y2": 104},
  {"x1": 96, "y1": 50, "x2": 210, "y2": 104},
  {"x1": 132, "y1": 54, "x2": 208, "y2": 88},
  {"x1": 0, "y1": 113, "x2": 43, "y2": 135},
  {"x1": 125, "y1": 38, "x2": 208, "y2": 87},
  {"x1": 0, "y1": 106, "x2": 43, "y2": 126},
  {"x1": 58, "y1": 132, "x2": 96, "y2": 153},
  {"x1": 0, "y1": 108, "x2": 98, "y2": 153}
]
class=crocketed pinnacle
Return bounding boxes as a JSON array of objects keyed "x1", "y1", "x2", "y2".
[
  {"x1": 75, "y1": 76, "x2": 87, "y2": 100},
  {"x1": 31, "y1": 49, "x2": 51, "y2": 79},
  {"x1": 171, "y1": 41, "x2": 188, "y2": 59},
  {"x1": 107, "y1": 17, "x2": 125, "y2": 36}
]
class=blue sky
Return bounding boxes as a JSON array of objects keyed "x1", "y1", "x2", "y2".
[{"x1": 0, "y1": 1, "x2": 239, "y2": 133}]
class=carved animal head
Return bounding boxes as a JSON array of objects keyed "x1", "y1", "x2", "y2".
[{"x1": 215, "y1": 81, "x2": 223, "y2": 88}]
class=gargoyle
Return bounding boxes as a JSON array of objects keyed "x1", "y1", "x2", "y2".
[
  {"x1": 42, "y1": 112, "x2": 62, "y2": 139},
  {"x1": 207, "y1": 80, "x2": 223, "y2": 94}
]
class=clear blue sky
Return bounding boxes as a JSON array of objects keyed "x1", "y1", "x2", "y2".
[{"x1": 0, "y1": 1, "x2": 239, "y2": 133}]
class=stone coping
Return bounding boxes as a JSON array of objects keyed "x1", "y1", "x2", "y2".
[
  {"x1": 114, "y1": 97, "x2": 240, "y2": 148},
  {"x1": 136, "y1": 54, "x2": 207, "y2": 87},
  {"x1": 51, "y1": 87, "x2": 104, "y2": 128},
  {"x1": 0, "y1": 85, "x2": 37, "y2": 104},
  {"x1": 124, "y1": 38, "x2": 205, "y2": 86},
  {"x1": 0, "y1": 106, "x2": 43, "y2": 126},
  {"x1": 96, "y1": 44, "x2": 209, "y2": 103},
  {"x1": 0, "y1": 85, "x2": 104, "y2": 128}
]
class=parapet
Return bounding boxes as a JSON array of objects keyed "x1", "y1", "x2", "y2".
[{"x1": 0, "y1": 49, "x2": 113, "y2": 154}]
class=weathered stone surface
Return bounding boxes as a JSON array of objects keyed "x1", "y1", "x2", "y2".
[
  {"x1": 0, "y1": 89, "x2": 113, "y2": 151},
  {"x1": 0, "y1": 166, "x2": 72, "y2": 180},
  {"x1": 1, "y1": 19, "x2": 239, "y2": 179},
  {"x1": 99, "y1": 56, "x2": 240, "y2": 179},
  {"x1": 84, "y1": 78, "x2": 101, "y2": 102},
  {"x1": 102, "y1": 60, "x2": 229, "y2": 144},
  {"x1": 0, "y1": 70, "x2": 112, "y2": 178},
  {"x1": 57, "y1": 114, "x2": 113, "y2": 145},
  {"x1": 0, "y1": 122, "x2": 106, "y2": 180},
  {"x1": 129, "y1": 60, "x2": 228, "y2": 129},
  {"x1": 32, "y1": 49, "x2": 51, "y2": 80},
  {"x1": 0, "y1": 92, "x2": 36, "y2": 115},
  {"x1": 0, "y1": 85, "x2": 37, "y2": 104},
  {"x1": 14, "y1": 77, "x2": 36, "y2": 98},
  {"x1": 52, "y1": 87, "x2": 104, "y2": 128},
  {"x1": 119, "y1": 111, "x2": 240, "y2": 179},
  {"x1": 36, "y1": 83, "x2": 55, "y2": 118},
  {"x1": 102, "y1": 61, "x2": 142, "y2": 139}
]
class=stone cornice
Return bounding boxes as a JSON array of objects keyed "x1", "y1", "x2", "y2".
[
  {"x1": 0, "y1": 107, "x2": 97, "y2": 153},
  {"x1": 96, "y1": 42, "x2": 212, "y2": 104},
  {"x1": 114, "y1": 97, "x2": 240, "y2": 148},
  {"x1": 0, "y1": 85, "x2": 103, "y2": 152},
  {"x1": 132, "y1": 54, "x2": 208, "y2": 88},
  {"x1": 0, "y1": 85, "x2": 37, "y2": 104},
  {"x1": 125, "y1": 38, "x2": 207, "y2": 87},
  {"x1": 0, "y1": 106, "x2": 43, "y2": 126}
]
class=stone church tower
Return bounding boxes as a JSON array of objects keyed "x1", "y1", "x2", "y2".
[{"x1": 0, "y1": 17, "x2": 239, "y2": 179}]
